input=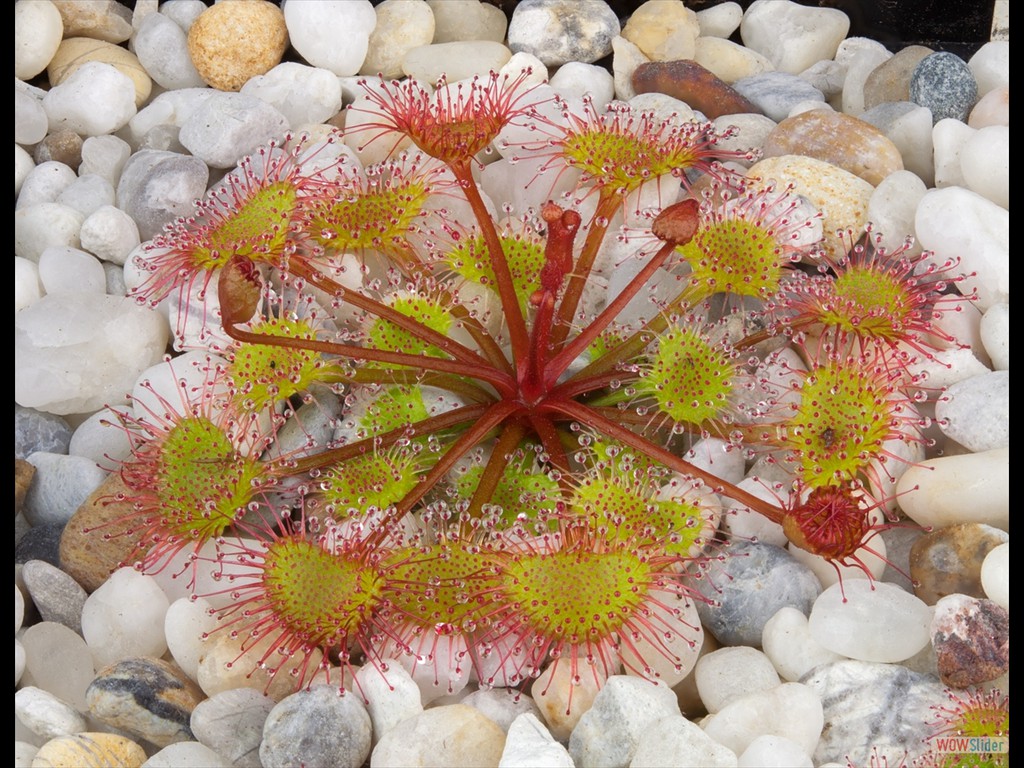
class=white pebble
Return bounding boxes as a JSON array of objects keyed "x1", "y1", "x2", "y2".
[
  {"x1": 20, "y1": 622, "x2": 95, "y2": 712},
  {"x1": 68, "y1": 407, "x2": 134, "y2": 467},
  {"x1": 283, "y1": 0, "x2": 377, "y2": 77},
  {"x1": 42, "y1": 61, "x2": 138, "y2": 137},
  {"x1": 935, "y1": 371, "x2": 1008, "y2": 452},
  {"x1": 402, "y1": 41, "x2": 513, "y2": 84},
  {"x1": 16, "y1": 637, "x2": 27, "y2": 687},
  {"x1": 15, "y1": 202, "x2": 85, "y2": 263},
  {"x1": 896, "y1": 448, "x2": 1009, "y2": 531},
  {"x1": 164, "y1": 598, "x2": 217, "y2": 682},
  {"x1": 14, "y1": 257, "x2": 43, "y2": 312},
  {"x1": 14, "y1": 686, "x2": 88, "y2": 740},
  {"x1": 15, "y1": 86, "x2": 48, "y2": 146},
  {"x1": 354, "y1": 660, "x2": 423, "y2": 744},
  {"x1": 79, "y1": 135, "x2": 132, "y2": 187},
  {"x1": 428, "y1": 0, "x2": 507, "y2": 44},
  {"x1": 808, "y1": 581, "x2": 932, "y2": 663},
  {"x1": 695, "y1": 647, "x2": 781, "y2": 714},
  {"x1": 701, "y1": 682, "x2": 823, "y2": 757},
  {"x1": 549, "y1": 62, "x2": 615, "y2": 108},
  {"x1": 979, "y1": 303, "x2": 1009, "y2": 370},
  {"x1": 14, "y1": 742, "x2": 38, "y2": 768},
  {"x1": 737, "y1": 734, "x2": 813, "y2": 767},
  {"x1": 133, "y1": 11, "x2": 206, "y2": 90},
  {"x1": 499, "y1": 713, "x2": 573, "y2": 768},
  {"x1": 980, "y1": 542, "x2": 1009, "y2": 610},
  {"x1": 959, "y1": 125, "x2": 1009, "y2": 209},
  {"x1": 968, "y1": 85, "x2": 1009, "y2": 128},
  {"x1": 56, "y1": 174, "x2": 117, "y2": 218},
  {"x1": 931, "y1": 117, "x2": 973, "y2": 188},
  {"x1": 142, "y1": 742, "x2": 229, "y2": 768},
  {"x1": 37, "y1": 246, "x2": 107, "y2": 296},
  {"x1": 530, "y1": 656, "x2": 602, "y2": 741},
  {"x1": 866, "y1": 170, "x2": 926, "y2": 256},
  {"x1": 178, "y1": 92, "x2": 289, "y2": 169},
  {"x1": 631, "y1": 714, "x2": 739, "y2": 768},
  {"x1": 761, "y1": 607, "x2": 843, "y2": 682},
  {"x1": 79, "y1": 205, "x2": 141, "y2": 265},
  {"x1": 15, "y1": 0, "x2": 64, "y2": 80},
  {"x1": 967, "y1": 40, "x2": 1009, "y2": 96},
  {"x1": 81, "y1": 567, "x2": 171, "y2": 669},
  {"x1": 16, "y1": 161, "x2": 78, "y2": 211},
  {"x1": 697, "y1": 1, "x2": 743, "y2": 38},
  {"x1": 788, "y1": 533, "x2": 888, "y2": 589},
  {"x1": 15, "y1": 144, "x2": 35, "y2": 197},
  {"x1": 739, "y1": 0, "x2": 850, "y2": 75},
  {"x1": 362, "y1": 0, "x2": 436, "y2": 79},
  {"x1": 190, "y1": 688, "x2": 274, "y2": 767},
  {"x1": 240, "y1": 62, "x2": 342, "y2": 130}
]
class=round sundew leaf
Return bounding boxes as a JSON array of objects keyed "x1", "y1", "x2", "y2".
[
  {"x1": 640, "y1": 326, "x2": 736, "y2": 425},
  {"x1": 365, "y1": 294, "x2": 452, "y2": 361},
  {"x1": 227, "y1": 315, "x2": 325, "y2": 412},
  {"x1": 446, "y1": 230, "x2": 546, "y2": 315},
  {"x1": 318, "y1": 448, "x2": 421, "y2": 516}
]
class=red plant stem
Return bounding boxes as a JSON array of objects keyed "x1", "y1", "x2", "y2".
[
  {"x1": 547, "y1": 370, "x2": 632, "y2": 401},
  {"x1": 343, "y1": 369, "x2": 498, "y2": 404},
  {"x1": 542, "y1": 397, "x2": 787, "y2": 524},
  {"x1": 526, "y1": 412, "x2": 571, "y2": 477},
  {"x1": 287, "y1": 258, "x2": 497, "y2": 372},
  {"x1": 463, "y1": 419, "x2": 527, "y2": 524},
  {"x1": 546, "y1": 240, "x2": 678, "y2": 386},
  {"x1": 223, "y1": 324, "x2": 516, "y2": 396},
  {"x1": 288, "y1": 403, "x2": 491, "y2": 475},
  {"x1": 548, "y1": 191, "x2": 623, "y2": 352},
  {"x1": 449, "y1": 159, "x2": 531, "y2": 367},
  {"x1": 393, "y1": 399, "x2": 522, "y2": 517}
]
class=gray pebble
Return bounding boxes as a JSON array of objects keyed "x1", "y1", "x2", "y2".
[
  {"x1": 910, "y1": 51, "x2": 978, "y2": 123},
  {"x1": 507, "y1": 0, "x2": 620, "y2": 66},
  {"x1": 260, "y1": 685, "x2": 371, "y2": 768},
  {"x1": 801, "y1": 659, "x2": 945, "y2": 767},
  {"x1": 732, "y1": 71, "x2": 826, "y2": 122},
  {"x1": 23, "y1": 452, "x2": 109, "y2": 528},
  {"x1": 934, "y1": 370, "x2": 1009, "y2": 452},
  {"x1": 694, "y1": 540, "x2": 822, "y2": 646},
  {"x1": 21, "y1": 559, "x2": 88, "y2": 635},
  {"x1": 191, "y1": 688, "x2": 275, "y2": 768},
  {"x1": 116, "y1": 149, "x2": 209, "y2": 241},
  {"x1": 16, "y1": 405, "x2": 73, "y2": 460},
  {"x1": 15, "y1": 522, "x2": 65, "y2": 567}
]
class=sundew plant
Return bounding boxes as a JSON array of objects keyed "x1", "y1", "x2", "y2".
[{"x1": 111, "y1": 70, "x2": 971, "y2": 702}]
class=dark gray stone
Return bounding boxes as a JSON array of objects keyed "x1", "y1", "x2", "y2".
[
  {"x1": 16, "y1": 404, "x2": 73, "y2": 460},
  {"x1": 910, "y1": 51, "x2": 979, "y2": 123}
]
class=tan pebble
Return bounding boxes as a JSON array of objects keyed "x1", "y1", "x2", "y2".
[
  {"x1": 33, "y1": 129, "x2": 84, "y2": 171},
  {"x1": 197, "y1": 631, "x2": 325, "y2": 702},
  {"x1": 862, "y1": 45, "x2": 933, "y2": 110},
  {"x1": 621, "y1": 0, "x2": 700, "y2": 62},
  {"x1": 910, "y1": 523, "x2": 1009, "y2": 605},
  {"x1": 761, "y1": 110, "x2": 904, "y2": 186},
  {"x1": 360, "y1": 0, "x2": 437, "y2": 79},
  {"x1": 47, "y1": 37, "x2": 152, "y2": 108},
  {"x1": 50, "y1": 0, "x2": 133, "y2": 44},
  {"x1": 30, "y1": 732, "x2": 146, "y2": 768},
  {"x1": 746, "y1": 155, "x2": 874, "y2": 258},
  {"x1": 59, "y1": 472, "x2": 146, "y2": 593},
  {"x1": 16, "y1": 458, "x2": 36, "y2": 514},
  {"x1": 188, "y1": 0, "x2": 288, "y2": 91},
  {"x1": 693, "y1": 36, "x2": 773, "y2": 84}
]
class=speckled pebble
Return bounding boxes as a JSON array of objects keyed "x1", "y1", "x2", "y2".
[
  {"x1": 187, "y1": 0, "x2": 288, "y2": 91},
  {"x1": 761, "y1": 109, "x2": 903, "y2": 186},
  {"x1": 910, "y1": 51, "x2": 979, "y2": 123},
  {"x1": 930, "y1": 594, "x2": 1009, "y2": 688},
  {"x1": 507, "y1": 0, "x2": 619, "y2": 66},
  {"x1": 30, "y1": 732, "x2": 147, "y2": 768},
  {"x1": 16, "y1": 458, "x2": 36, "y2": 514},
  {"x1": 909, "y1": 523, "x2": 1009, "y2": 605},
  {"x1": 260, "y1": 685, "x2": 372, "y2": 768},
  {"x1": 21, "y1": 560, "x2": 88, "y2": 635},
  {"x1": 16, "y1": 523, "x2": 65, "y2": 568},
  {"x1": 87, "y1": 657, "x2": 204, "y2": 747},
  {"x1": 694, "y1": 541, "x2": 822, "y2": 647}
]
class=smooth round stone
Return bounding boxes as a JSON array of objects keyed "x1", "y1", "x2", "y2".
[
  {"x1": 910, "y1": 51, "x2": 979, "y2": 123},
  {"x1": 695, "y1": 540, "x2": 822, "y2": 647},
  {"x1": 738, "y1": 735, "x2": 812, "y2": 768},
  {"x1": 15, "y1": 405, "x2": 73, "y2": 460},
  {"x1": 178, "y1": 92, "x2": 289, "y2": 169},
  {"x1": 461, "y1": 688, "x2": 542, "y2": 734},
  {"x1": 934, "y1": 371, "x2": 1008, "y2": 453},
  {"x1": 968, "y1": 84, "x2": 1009, "y2": 128},
  {"x1": 16, "y1": 459, "x2": 35, "y2": 518},
  {"x1": 353, "y1": 660, "x2": 423, "y2": 744},
  {"x1": 187, "y1": 0, "x2": 288, "y2": 91},
  {"x1": 800, "y1": 659, "x2": 945, "y2": 767},
  {"x1": 980, "y1": 542, "x2": 1009, "y2": 609},
  {"x1": 630, "y1": 713, "x2": 738, "y2": 768},
  {"x1": 897, "y1": 448, "x2": 1009, "y2": 531},
  {"x1": 930, "y1": 116, "x2": 973, "y2": 188},
  {"x1": 568, "y1": 676, "x2": 680, "y2": 768},
  {"x1": 548, "y1": 61, "x2": 615, "y2": 106},
  {"x1": 14, "y1": 686, "x2": 88, "y2": 740},
  {"x1": 931, "y1": 594, "x2": 1009, "y2": 688},
  {"x1": 239, "y1": 62, "x2": 342, "y2": 130},
  {"x1": 190, "y1": 688, "x2": 275, "y2": 768},
  {"x1": 403, "y1": 40, "x2": 513, "y2": 85},
  {"x1": 862, "y1": 45, "x2": 933, "y2": 110},
  {"x1": 695, "y1": 646, "x2": 780, "y2": 714},
  {"x1": 739, "y1": 0, "x2": 848, "y2": 74},
  {"x1": 859, "y1": 101, "x2": 935, "y2": 186},
  {"x1": 960, "y1": 125, "x2": 1009, "y2": 209},
  {"x1": 760, "y1": 607, "x2": 843, "y2": 683},
  {"x1": 808, "y1": 581, "x2": 931, "y2": 663},
  {"x1": 196, "y1": 631, "x2": 325, "y2": 702},
  {"x1": 51, "y1": 0, "x2": 133, "y2": 43},
  {"x1": 507, "y1": 0, "x2": 619, "y2": 67},
  {"x1": 115, "y1": 149, "x2": 209, "y2": 241},
  {"x1": 283, "y1": 0, "x2": 376, "y2": 76},
  {"x1": 746, "y1": 155, "x2": 873, "y2": 259},
  {"x1": 87, "y1": 657, "x2": 204, "y2": 747},
  {"x1": 42, "y1": 61, "x2": 138, "y2": 137},
  {"x1": 81, "y1": 568, "x2": 170, "y2": 668},
  {"x1": 14, "y1": 203, "x2": 85, "y2": 263},
  {"x1": 38, "y1": 246, "x2": 106, "y2": 296},
  {"x1": 968, "y1": 40, "x2": 1009, "y2": 95},
  {"x1": 371, "y1": 703, "x2": 505, "y2": 767},
  {"x1": 79, "y1": 205, "x2": 141, "y2": 266},
  {"x1": 693, "y1": 36, "x2": 773, "y2": 84},
  {"x1": 360, "y1": 0, "x2": 435, "y2": 79},
  {"x1": 621, "y1": 0, "x2": 699, "y2": 62},
  {"x1": 836, "y1": 38, "x2": 893, "y2": 116},
  {"x1": 866, "y1": 170, "x2": 927, "y2": 255},
  {"x1": 56, "y1": 174, "x2": 116, "y2": 218},
  {"x1": 632, "y1": 60, "x2": 760, "y2": 120},
  {"x1": 15, "y1": 87, "x2": 48, "y2": 146},
  {"x1": 15, "y1": 144, "x2": 35, "y2": 197},
  {"x1": 31, "y1": 732, "x2": 147, "y2": 768},
  {"x1": 530, "y1": 658, "x2": 602, "y2": 741},
  {"x1": 909, "y1": 523, "x2": 1009, "y2": 606},
  {"x1": 701, "y1": 682, "x2": 823, "y2": 758},
  {"x1": 14, "y1": 740, "x2": 37, "y2": 767},
  {"x1": 731, "y1": 72, "x2": 825, "y2": 122},
  {"x1": 141, "y1": 742, "x2": 229, "y2": 768},
  {"x1": 500, "y1": 713, "x2": 573, "y2": 768},
  {"x1": 696, "y1": 1, "x2": 742, "y2": 38},
  {"x1": 427, "y1": 0, "x2": 507, "y2": 43},
  {"x1": 133, "y1": 12, "x2": 206, "y2": 91},
  {"x1": 21, "y1": 560, "x2": 88, "y2": 635},
  {"x1": 35, "y1": 130, "x2": 86, "y2": 171},
  {"x1": 761, "y1": 109, "x2": 903, "y2": 186},
  {"x1": 260, "y1": 685, "x2": 371, "y2": 768},
  {"x1": 47, "y1": 37, "x2": 152, "y2": 108},
  {"x1": 15, "y1": 0, "x2": 64, "y2": 80},
  {"x1": 17, "y1": 161, "x2": 78, "y2": 211},
  {"x1": 163, "y1": 598, "x2": 217, "y2": 683},
  {"x1": 21, "y1": 622, "x2": 96, "y2": 712},
  {"x1": 915, "y1": 186, "x2": 1007, "y2": 311},
  {"x1": 612, "y1": 35, "x2": 647, "y2": 101},
  {"x1": 22, "y1": 452, "x2": 109, "y2": 529},
  {"x1": 79, "y1": 135, "x2": 132, "y2": 187}
]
